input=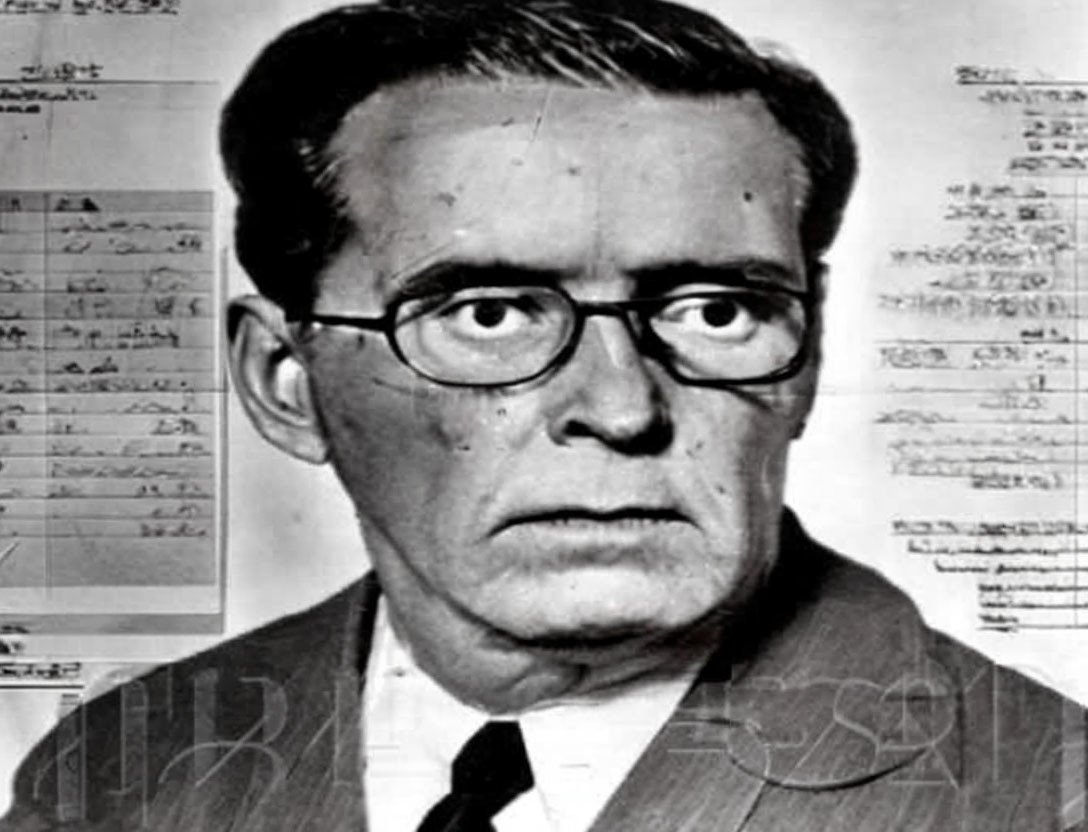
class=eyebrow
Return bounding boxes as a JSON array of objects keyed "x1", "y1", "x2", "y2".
[
  {"x1": 386, "y1": 257, "x2": 806, "y2": 301},
  {"x1": 389, "y1": 261, "x2": 570, "y2": 301},
  {"x1": 628, "y1": 259, "x2": 806, "y2": 293}
]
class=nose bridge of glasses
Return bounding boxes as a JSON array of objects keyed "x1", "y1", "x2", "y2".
[
  {"x1": 571, "y1": 302, "x2": 652, "y2": 374},
  {"x1": 578, "y1": 299, "x2": 643, "y2": 329}
]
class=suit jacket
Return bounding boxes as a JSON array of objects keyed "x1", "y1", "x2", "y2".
[{"x1": 3, "y1": 512, "x2": 1086, "y2": 831}]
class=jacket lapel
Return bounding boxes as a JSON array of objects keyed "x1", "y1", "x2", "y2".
[
  {"x1": 243, "y1": 573, "x2": 379, "y2": 832},
  {"x1": 588, "y1": 513, "x2": 960, "y2": 832},
  {"x1": 143, "y1": 575, "x2": 381, "y2": 832}
]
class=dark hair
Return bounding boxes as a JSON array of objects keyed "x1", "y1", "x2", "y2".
[{"x1": 221, "y1": 0, "x2": 857, "y2": 313}]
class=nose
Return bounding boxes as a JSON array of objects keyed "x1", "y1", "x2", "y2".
[{"x1": 545, "y1": 314, "x2": 673, "y2": 453}]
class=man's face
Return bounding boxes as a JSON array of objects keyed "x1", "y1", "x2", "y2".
[{"x1": 300, "y1": 80, "x2": 816, "y2": 646}]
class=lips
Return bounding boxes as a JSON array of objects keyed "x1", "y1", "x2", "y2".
[{"x1": 493, "y1": 506, "x2": 690, "y2": 534}]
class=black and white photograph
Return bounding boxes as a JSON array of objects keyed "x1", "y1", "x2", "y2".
[{"x1": 0, "y1": 0, "x2": 1086, "y2": 829}]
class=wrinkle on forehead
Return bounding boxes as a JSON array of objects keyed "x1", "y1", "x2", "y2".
[
  {"x1": 321, "y1": 78, "x2": 809, "y2": 300},
  {"x1": 330, "y1": 77, "x2": 807, "y2": 180}
]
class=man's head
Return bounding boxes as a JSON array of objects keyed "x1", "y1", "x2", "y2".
[{"x1": 224, "y1": 0, "x2": 856, "y2": 706}]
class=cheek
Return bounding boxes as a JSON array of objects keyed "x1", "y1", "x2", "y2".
[
  {"x1": 385, "y1": 378, "x2": 525, "y2": 458},
  {"x1": 677, "y1": 383, "x2": 805, "y2": 521},
  {"x1": 759, "y1": 368, "x2": 817, "y2": 429},
  {"x1": 687, "y1": 381, "x2": 808, "y2": 456},
  {"x1": 307, "y1": 345, "x2": 526, "y2": 512}
]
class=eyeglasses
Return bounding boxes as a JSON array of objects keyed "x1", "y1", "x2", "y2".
[{"x1": 287, "y1": 280, "x2": 813, "y2": 388}]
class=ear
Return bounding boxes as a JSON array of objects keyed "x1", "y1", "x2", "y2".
[
  {"x1": 227, "y1": 295, "x2": 329, "y2": 464},
  {"x1": 790, "y1": 261, "x2": 826, "y2": 441}
]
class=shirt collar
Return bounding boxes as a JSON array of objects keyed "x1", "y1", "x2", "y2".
[{"x1": 363, "y1": 597, "x2": 708, "y2": 831}]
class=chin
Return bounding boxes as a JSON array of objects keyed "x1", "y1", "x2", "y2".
[{"x1": 472, "y1": 565, "x2": 734, "y2": 645}]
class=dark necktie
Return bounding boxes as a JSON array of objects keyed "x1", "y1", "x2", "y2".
[{"x1": 416, "y1": 720, "x2": 534, "y2": 832}]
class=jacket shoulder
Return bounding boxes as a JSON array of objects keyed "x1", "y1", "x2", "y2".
[
  {"x1": 723, "y1": 516, "x2": 1087, "y2": 829},
  {"x1": 781, "y1": 519, "x2": 1071, "y2": 705},
  {"x1": 1, "y1": 578, "x2": 373, "y2": 831}
]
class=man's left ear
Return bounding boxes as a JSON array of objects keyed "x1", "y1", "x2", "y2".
[
  {"x1": 790, "y1": 261, "x2": 826, "y2": 440},
  {"x1": 226, "y1": 295, "x2": 330, "y2": 464}
]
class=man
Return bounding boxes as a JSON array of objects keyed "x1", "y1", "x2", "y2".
[{"x1": 3, "y1": 1, "x2": 1085, "y2": 830}]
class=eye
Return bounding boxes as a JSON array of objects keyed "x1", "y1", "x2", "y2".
[
  {"x1": 393, "y1": 285, "x2": 573, "y2": 383},
  {"x1": 695, "y1": 297, "x2": 741, "y2": 328},
  {"x1": 457, "y1": 297, "x2": 516, "y2": 330},
  {"x1": 655, "y1": 292, "x2": 761, "y2": 342},
  {"x1": 430, "y1": 290, "x2": 550, "y2": 341}
]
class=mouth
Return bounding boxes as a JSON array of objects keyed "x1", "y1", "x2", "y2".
[{"x1": 494, "y1": 506, "x2": 690, "y2": 534}]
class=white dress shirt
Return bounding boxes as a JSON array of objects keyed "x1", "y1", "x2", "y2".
[{"x1": 363, "y1": 600, "x2": 706, "y2": 832}]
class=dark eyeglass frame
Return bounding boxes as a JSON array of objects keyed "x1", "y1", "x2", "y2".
[{"x1": 286, "y1": 280, "x2": 817, "y2": 389}]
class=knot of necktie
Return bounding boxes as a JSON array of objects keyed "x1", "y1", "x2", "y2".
[{"x1": 416, "y1": 721, "x2": 534, "y2": 832}]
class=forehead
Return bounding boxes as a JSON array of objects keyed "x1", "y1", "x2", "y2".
[{"x1": 321, "y1": 79, "x2": 808, "y2": 299}]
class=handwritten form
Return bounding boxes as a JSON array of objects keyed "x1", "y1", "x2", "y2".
[
  {"x1": 0, "y1": 1, "x2": 178, "y2": 14},
  {"x1": 874, "y1": 68, "x2": 1088, "y2": 634},
  {"x1": 0, "y1": 190, "x2": 219, "y2": 627},
  {"x1": 0, "y1": 16, "x2": 223, "y2": 647}
]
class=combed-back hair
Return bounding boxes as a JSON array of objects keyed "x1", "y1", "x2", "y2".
[{"x1": 221, "y1": 0, "x2": 857, "y2": 313}]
